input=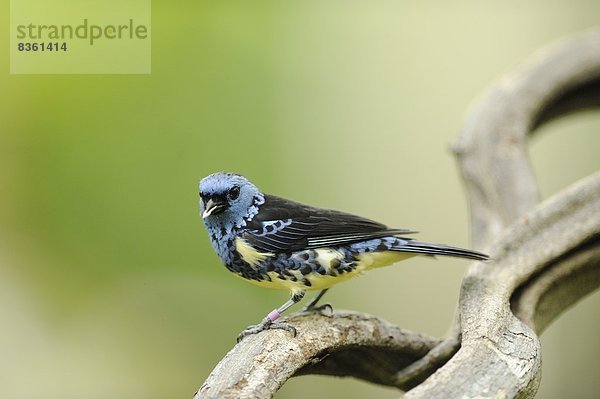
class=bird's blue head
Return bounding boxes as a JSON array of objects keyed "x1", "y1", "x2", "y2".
[{"x1": 199, "y1": 172, "x2": 264, "y2": 231}]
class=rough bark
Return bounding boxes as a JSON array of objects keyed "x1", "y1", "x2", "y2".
[
  {"x1": 197, "y1": 312, "x2": 441, "y2": 398},
  {"x1": 405, "y1": 172, "x2": 599, "y2": 399},
  {"x1": 196, "y1": 29, "x2": 600, "y2": 399}
]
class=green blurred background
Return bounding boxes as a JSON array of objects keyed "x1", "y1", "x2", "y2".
[{"x1": 1, "y1": 1, "x2": 599, "y2": 398}]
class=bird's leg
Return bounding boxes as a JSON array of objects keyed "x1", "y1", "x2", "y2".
[
  {"x1": 302, "y1": 288, "x2": 333, "y2": 316},
  {"x1": 237, "y1": 291, "x2": 305, "y2": 342}
]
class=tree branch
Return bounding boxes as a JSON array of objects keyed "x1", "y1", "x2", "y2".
[
  {"x1": 196, "y1": 29, "x2": 600, "y2": 399},
  {"x1": 196, "y1": 311, "x2": 440, "y2": 398},
  {"x1": 453, "y1": 28, "x2": 600, "y2": 249},
  {"x1": 512, "y1": 239, "x2": 600, "y2": 335},
  {"x1": 406, "y1": 172, "x2": 600, "y2": 398}
]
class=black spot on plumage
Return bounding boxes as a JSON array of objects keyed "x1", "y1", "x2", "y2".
[
  {"x1": 277, "y1": 274, "x2": 286, "y2": 280},
  {"x1": 300, "y1": 266, "x2": 311, "y2": 275},
  {"x1": 266, "y1": 263, "x2": 275, "y2": 272},
  {"x1": 377, "y1": 242, "x2": 388, "y2": 251},
  {"x1": 220, "y1": 226, "x2": 227, "y2": 236},
  {"x1": 316, "y1": 266, "x2": 327, "y2": 275},
  {"x1": 303, "y1": 279, "x2": 312, "y2": 287},
  {"x1": 292, "y1": 292, "x2": 305, "y2": 302},
  {"x1": 289, "y1": 275, "x2": 297, "y2": 282},
  {"x1": 299, "y1": 252, "x2": 310, "y2": 261},
  {"x1": 211, "y1": 233, "x2": 217, "y2": 241},
  {"x1": 330, "y1": 258, "x2": 341, "y2": 269}
]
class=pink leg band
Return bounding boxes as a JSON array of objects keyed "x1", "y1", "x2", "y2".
[{"x1": 267, "y1": 309, "x2": 280, "y2": 322}]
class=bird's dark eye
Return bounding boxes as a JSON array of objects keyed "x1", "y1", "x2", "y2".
[{"x1": 229, "y1": 186, "x2": 240, "y2": 200}]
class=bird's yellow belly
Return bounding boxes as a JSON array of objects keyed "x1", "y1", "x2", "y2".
[
  {"x1": 240, "y1": 268, "x2": 363, "y2": 293},
  {"x1": 236, "y1": 249, "x2": 417, "y2": 295}
]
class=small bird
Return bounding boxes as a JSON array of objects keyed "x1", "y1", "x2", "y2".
[{"x1": 199, "y1": 172, "x2": 488, "y2": 342}]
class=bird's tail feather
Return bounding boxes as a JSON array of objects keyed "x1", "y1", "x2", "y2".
[{"x1": 392, "y1": 239, "x2": 489, "y2": 261}]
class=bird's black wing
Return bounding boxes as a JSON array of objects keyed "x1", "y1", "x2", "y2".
[{"x1": 241, "y1": 194, "x2": 416, "y2": 253}]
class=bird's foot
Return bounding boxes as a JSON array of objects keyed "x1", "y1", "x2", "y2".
[
  {"x1": 302, "y1": 303, "x2": 334, "y2": 317},
  {"x1": 236, "y1": 320, "x2": 297, "y2": 343}
]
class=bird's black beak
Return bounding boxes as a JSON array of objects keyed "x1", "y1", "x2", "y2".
[{"x1": 202, "y1": 197, "x2": 228, "y2": 219}]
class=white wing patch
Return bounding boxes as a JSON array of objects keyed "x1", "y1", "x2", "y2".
[{"x1": 235, "y1": 237, "x2": 274, "y2": 269}]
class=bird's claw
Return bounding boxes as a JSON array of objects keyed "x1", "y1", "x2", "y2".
[
  {"x1": 302, "y1": 303, "x2": 334, "y2": 317},
  {"x1": 236, "y1": 320, "x2": 297, "y2": 343}
]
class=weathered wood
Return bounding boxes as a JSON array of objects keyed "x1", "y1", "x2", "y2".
[
  {"x1": 406, "y1": 173, "x2": 600, "y2": 398},
  {"x1": 453, "y1": 28, "x2": 600, "y2": 249},
  {"x1": 196, "y1": 29, "x2": 600, "y2": 399},
  {"x1": 512, "y1": 241, "x2": 600, "y2": 335},
  {"x1": 196, "y1": 311, "x2": 440, "y2": 398}
]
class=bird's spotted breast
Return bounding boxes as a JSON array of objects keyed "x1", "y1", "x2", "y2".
[
  {"x1": 236, "y1": 247, "x2": 363, "y2": 293},
  {"x1": 229, "y1": 236, "x2": 423, "y2": 293}
]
